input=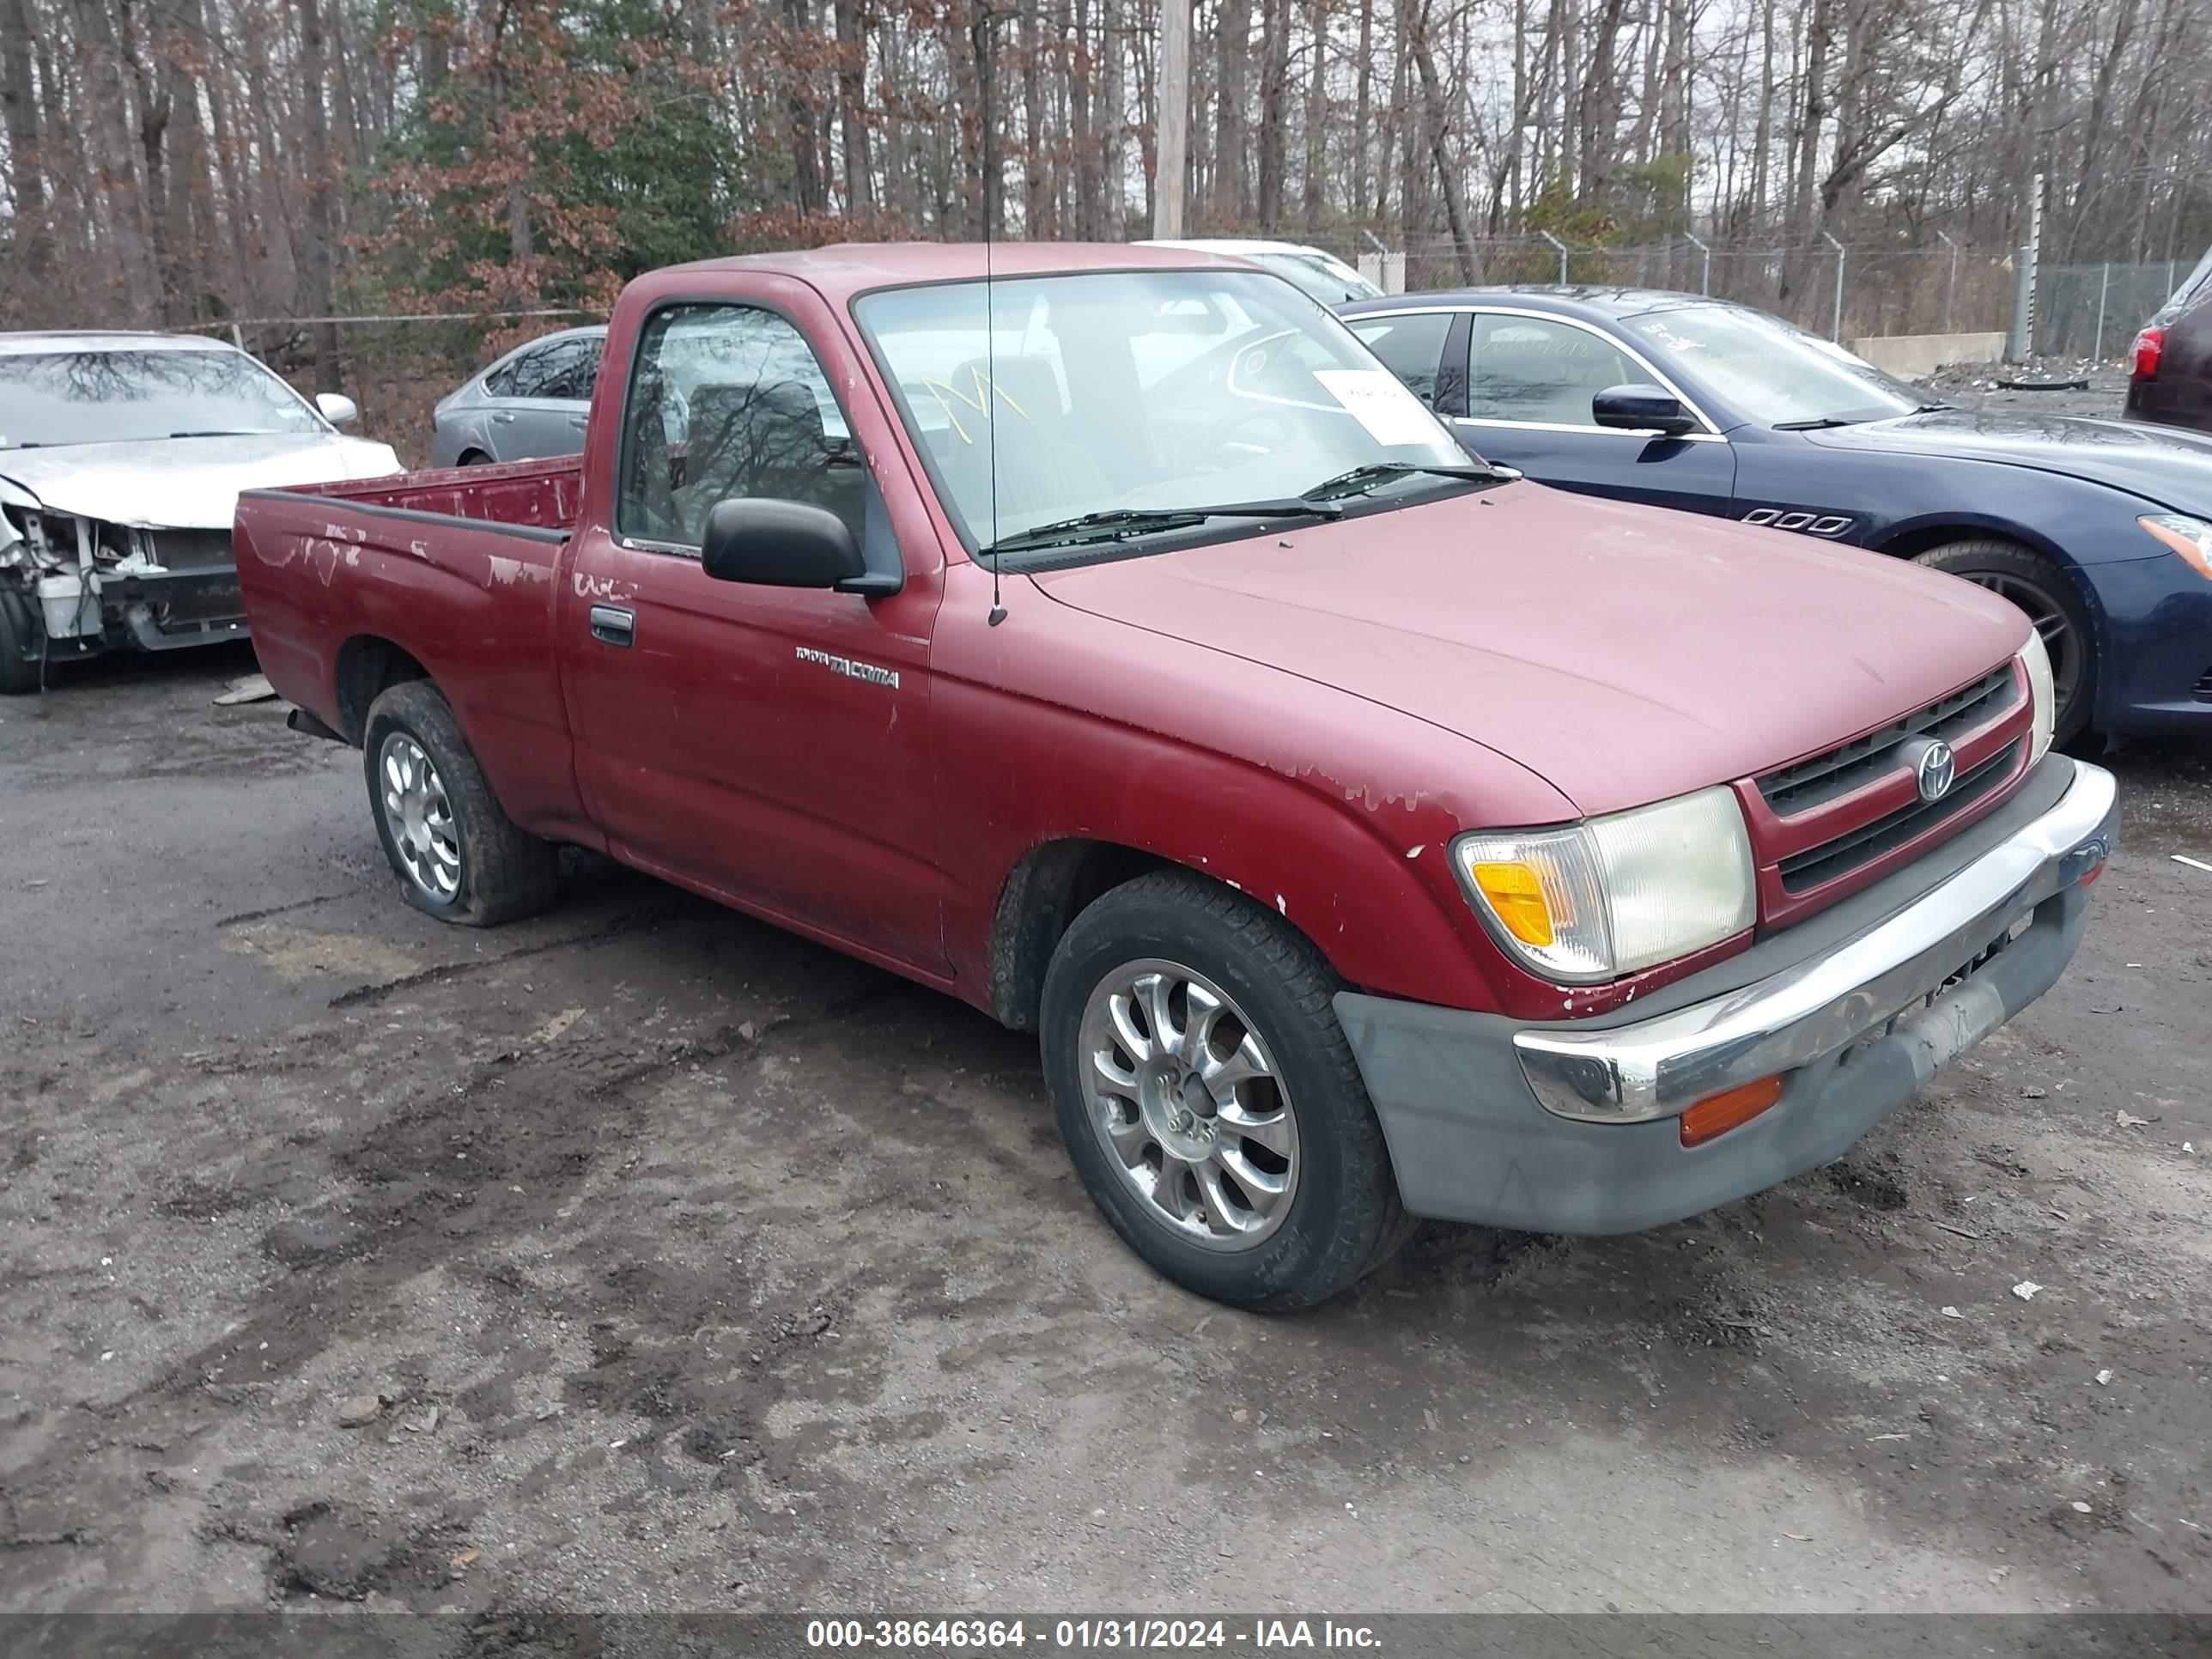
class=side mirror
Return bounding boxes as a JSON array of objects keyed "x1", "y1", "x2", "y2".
[
  {"x1": 702, "y1": 498, "x2": 868, "y2": 590},
  {"x1": 1592, "y1": 383, "x2": 1696, "y2": 437},
  {"x1": 315, "y1": 392, "x2": 359, "y2": 427}
]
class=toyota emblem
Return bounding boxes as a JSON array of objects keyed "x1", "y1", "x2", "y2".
[{"x1": 1910, "y1": 738, "x2": 1957, "y2": 802}]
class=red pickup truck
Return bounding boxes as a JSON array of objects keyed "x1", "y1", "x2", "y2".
[{"x1": 235, "y1": 243, "x2": 2119, "y2": 1310}]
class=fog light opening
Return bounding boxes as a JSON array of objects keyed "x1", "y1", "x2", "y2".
[{"x1": 1680, "y1": 1074, "x2": 1787, "y2": 1148}]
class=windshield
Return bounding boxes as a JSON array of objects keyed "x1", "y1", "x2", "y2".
[
  {"x1": 1253, "y1": 251, "x2": 1383, "y2": 304},
  {"x1": 0, "y1": 348, "x2": 326, "y2": 449},
  {"x1": 854, "y1": 270, "x2": 1466, "y2": 550},
  {"x1": 1626, "y1": 306, "x2": 1925, "y2": 428}
]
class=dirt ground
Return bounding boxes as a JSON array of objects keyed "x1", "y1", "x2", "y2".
[{"x1": 3, "y1": 585, "x2": 2209, "y2": 1621}]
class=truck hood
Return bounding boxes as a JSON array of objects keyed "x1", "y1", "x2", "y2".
[
  {"x1": 1803, "y1": 406, "x2": 2212, "y2": 514},
  {"x1": 1030, "y1": 483, "x2": 2031, "y2": 816},
  {"x1": 0, "y1": 432, "x2": 404, "y2": 531}
]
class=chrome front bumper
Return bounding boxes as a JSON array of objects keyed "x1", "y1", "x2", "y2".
[{"x1": 1514, "y1": 760, "x2": 2121, "y2": 1122}]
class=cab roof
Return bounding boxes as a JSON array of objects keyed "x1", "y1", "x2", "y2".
[{"x1": 654, "y1": 240, "x2": 1251, "y2": 303}]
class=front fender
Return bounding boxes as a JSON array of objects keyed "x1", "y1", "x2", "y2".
[{"x1": 933, "y1": 562, "x2": 1622, "y2": 1020}]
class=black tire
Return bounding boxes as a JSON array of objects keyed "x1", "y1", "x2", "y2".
[
  {"x1": 1040, "y1": 869, "x2": 1411, "y2": 1311},
  {"x1": 362, "y1": 679, "x2": 558, "y2": 926},
  {"x1": 1911, "y1": 539, "x2": 2096, "y2": 745},
  {"x1": 457, "y1": 449, "x2": 492, "y2": 467},
  {"x1": 0, "y1": 586, "x2": 43, "y2": 696}
]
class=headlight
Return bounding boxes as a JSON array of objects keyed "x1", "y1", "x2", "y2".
[
  {"x1": 2139, "y1": 513, "x2": 2212, "y2": 580},
  {"x1": 1451, "y1": 786, "x2": 1755, "y2": 982},
  {"x1": 2017, "y1": 629, "x2": 2055, "y2": 766}
]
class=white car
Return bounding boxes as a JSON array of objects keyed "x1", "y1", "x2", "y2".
[
  {"x1": 1135, "y1": 238, "x2": 1384, "y2": 304},
  {"x1": 0, "y1": 331, "x2": 400, "y2": 692}
]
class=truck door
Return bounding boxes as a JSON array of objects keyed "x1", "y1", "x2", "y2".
[{"x1": 558, "y1": 291, "x2": 951, "y2": 976}]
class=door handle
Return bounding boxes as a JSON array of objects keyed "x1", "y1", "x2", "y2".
[
  {"x1": 588, "y1": 605, "x2": 634, "y2": 647},
  {"x1": 490, "y1": 410, "x2": 516, "y2": 424},
  {"x1": 568, "y1": 414, "x2": 589, "y2": 429}
]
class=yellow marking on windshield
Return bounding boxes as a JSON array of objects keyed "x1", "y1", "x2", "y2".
[{"x1": 918, "y1": 367, "x2": 1032, "y2": 446}]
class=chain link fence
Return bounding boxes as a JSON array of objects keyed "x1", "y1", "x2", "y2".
[
  {"x1": 2035, "y1": 261, "x2": 2190, "y2": 362},
  {"x1": 204, "y1": 242, "x2": 2200, "y2": 453},
  {"x1": 1330, "y1": 233, "x2": 2027, "y2": 345},
  {"x1": 1329, "y1": 232, "x2": 2212, "y2": 365}
]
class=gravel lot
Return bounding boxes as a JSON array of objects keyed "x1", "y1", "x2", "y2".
[{"x1": 3, "y1": 402, "x2": 2209, "y2": 1623}]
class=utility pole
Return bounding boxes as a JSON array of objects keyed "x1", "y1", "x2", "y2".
[{"x1": 1155, "y1": 0, "x2": 1192, "y2": 237}]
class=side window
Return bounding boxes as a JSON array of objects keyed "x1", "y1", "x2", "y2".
[
  {"x1": 507, "y1": 338, "x2": 589, "y2": 400},
  {"x1": 1465, "y1": 315, "x2": 1639, "y2": 427},
  {"x1": 483, "y1": 350, "x2": 525, "y2": 398},
  {"x1": 537, "y1": 337, "x2": 601, "y2": 403},
  {"x1": 1352, "y1": 313, "x2": 1451, "y2": 404},
  {"x1": 618, "y1": 303, "x2": 864, "y2": 550}
]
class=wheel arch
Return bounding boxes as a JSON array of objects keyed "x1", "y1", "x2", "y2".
[
  {"x1": 334, "y1": 635, "x2": 432, "y2": 744},
  {"x1": 988, "y1": 838, "x2": 1179, "y2": 1031},
  {"x1": 1869, "y1": 516, "x2": 2111, "y2": 636},
  {"x1": 1871, "y1": 512, "x2": 2075, "y2": 568}
]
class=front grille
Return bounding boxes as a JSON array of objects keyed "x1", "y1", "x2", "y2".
[
  {"x1": 1758, "y1": 665, "x2": 2018, "y2": 817},
  {"x1": 1778, "y1": 740, "x2": 2021, "y2": 892},
  {"x1": 149, "y1": 529, "x2": 234, "y2": 569}
]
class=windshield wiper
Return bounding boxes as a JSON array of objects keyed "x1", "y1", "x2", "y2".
[
  {"x1": 983, "y1": 499, "x2": 1343, "y2": 556},
  {"x1": 1771, "y1": 416, "x2": 1870, "y2": 431},
  {"x1": 1299, "y1": 460, "x2": 1520, "y2": 501},
  {"x1": 167, "y1": 428, "x2": 270, "y2": 439}
]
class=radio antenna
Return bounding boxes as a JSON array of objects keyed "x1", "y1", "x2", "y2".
[{"x1": 978, "y1": 0, "x2": 1006, "y2": 627}]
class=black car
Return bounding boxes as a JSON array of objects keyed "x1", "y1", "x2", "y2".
[
  {"x1": 2126, "y1": 245, "x2": 2212, "y2": 434},
  {"x1": 1343, "y1": 287, "x2": 2212, "y2": 743}
]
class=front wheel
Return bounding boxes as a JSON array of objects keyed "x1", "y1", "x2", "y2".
[
  {"x1": 362, "y1": 679, "x2": 557, "y2": 926},
  {"x1": 1040, "y1": 871, "x2": 1411, "y2": 1311},
  {"x1": 1911, "y1": 539, "x2": 2096, "y2": 745}
]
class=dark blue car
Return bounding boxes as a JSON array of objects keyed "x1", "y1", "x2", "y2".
[{"x1": 1341, "y1": 288, "x2": 2212, "y2": 743}]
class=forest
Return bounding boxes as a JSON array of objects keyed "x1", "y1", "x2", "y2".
[{"x1": 6, "y1": 0, "x2": 2209, "y2": 367}]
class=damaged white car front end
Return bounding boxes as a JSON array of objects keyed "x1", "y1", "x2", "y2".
[{"x1": 0, "y1": 331, "x2": 400, "y2": 692}]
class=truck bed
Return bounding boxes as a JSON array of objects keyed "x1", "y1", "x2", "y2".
[
  {"x1": 286, "y1": 453, "x2": 586, "y2": 534},
  {"x1": 235, "y1": 453, "x2": 591, "y2": 841}
]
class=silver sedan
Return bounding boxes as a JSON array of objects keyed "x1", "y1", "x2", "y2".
[{"x1": 429, "y1": 325, "x2": 605, "y2": 467}]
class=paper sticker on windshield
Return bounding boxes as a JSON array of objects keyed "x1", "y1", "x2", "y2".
[{"x1": 1314, "y1": 369, "x2": 1440, "y2": 447}]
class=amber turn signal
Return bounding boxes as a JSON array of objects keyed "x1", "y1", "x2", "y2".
[
  {"x1": 1679, "y1": 1074, "x2": 1787, "y2": 1147},
  {"x1": 1468, "y1": 860, "x2": 1557, "y2": 946}
]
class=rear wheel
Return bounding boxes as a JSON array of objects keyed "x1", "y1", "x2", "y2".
[
  {"x1": 457, "y1": 449, "x2": 493, "y2": 467},
  {"x1": 362, "y1": 679, "x2": 557, "y2": 926},
  {"x1": 0, "y1": 586, "x2": 42, "y2": 696},
  {"x1": 1911, "y1": 539, "x2": 2095, "y2": 744},
  {"x1": 1040, "y1": 870, "x2": 1411, "y2": 1311}
]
